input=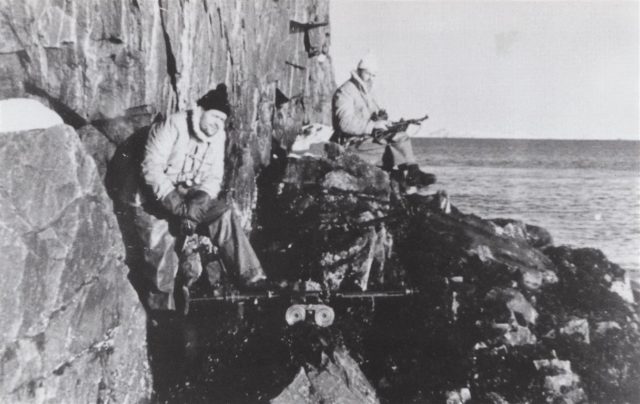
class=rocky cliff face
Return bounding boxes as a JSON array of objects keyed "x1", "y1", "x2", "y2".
[
  {"x1": 0, "y1": 0, "x2": 334, "y2": 221},
  {"x1": 0, "y1": 123, "x2": 151, "y2": 403},
  {"x1": 1, "y1": 1, "x2": 334, "y2": 401}
]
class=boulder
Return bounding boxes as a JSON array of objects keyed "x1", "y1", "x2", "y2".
[
  {"x1": 398, "y1": 200, "x2": 558, "y2": 293},
  {"x1": 521, "y1": 268, "x2": 544, "y2": 290},
  {"x1": 594, "y1": 321, "x2": 621, "y2": 336},
  {"x1": 542, "y1": 246, "x2": 632, "y2": 322},
  {"x1": 257, "y1": 152, "x2": 392, "y2": 290},
  {"x1": 610, "y1": 275, "x2": 635, "y2": 304},
  {"x1": 272, "y1": 348, "x2": 379, "y2": 404},
  {"x1": 491, "y1": 218, "x2": 553, "y2": 249},
  {"x1": 445, "y1": 387, "x2": 471, "y2": 404},
  {"x1": 559, "y1": 318, "x2": 590, "y2": 344},
  {"x1": 533, "y1": 359, "x2": 586, "y2": 403},
  {"x1": 485, "y1": 288, "x2": 538, "y2": 326},
  {"x1": 491, "y1": 323, "x2": 538, "y2": 346},
  {"x1": 282, "y1": 152, "x2": 390, "y2": 196},
  {"x1": 0, "y1": 125, "x2": 151, "y2": 403}
]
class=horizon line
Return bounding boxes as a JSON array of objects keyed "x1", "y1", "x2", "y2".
[{"x1": 413, "y1": 136, "x2": 640, "y2": 142}]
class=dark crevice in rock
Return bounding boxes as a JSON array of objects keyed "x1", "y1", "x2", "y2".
[
  {"x1": 100, "y1": 35, "x2": 124, "y2": 45},
  {"x1": 285, "y1": 60, "x2": 306, "y2": 70},
  {"x1": 289, "y1": 20, "x2": 329, "y2": 33},
  {"x1": 6, "y1": 331, "x2": 117, "y2": 393},
  {"x1": 22, "y1": 194, "x2": 101, "y2": 238},
  {"x1": 18, "y1": 267, "x2": 101, "y2": 329},
  {"x1": 89, "y1": 106, "x2": 156, "y2": 146},
  {"x1": 69, "y1": 275, "x2": 101, "y2": 299},
  {"x1": 158, "y1": 1, "x2": 179, "y2": 107},
  {"x1": 275, "y1": 87, "x2": 290, "y2": 108},
  {"x1": 16, "y1": 49, "x2": 32, "y2": 69},
  {"x1": 215, "y1": 7, "x2": 224, "y2": 38},
  {"x1": 216, "y1": 7, "x2": 234, "y2": 66},
  {"x1": 51, "y1": 329, "x2": 117, "y2": 376},
  {"x1": 290, "y1": 20, "x2": 328, "y2": 58},
  {"x1": 303, "y1": 31, "x2": 313, "y2": 57}
]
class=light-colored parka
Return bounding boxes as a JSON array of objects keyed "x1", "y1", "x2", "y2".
[
  {"x1": 142, "y1": 107, "x2": 225, "y2": 201},
  {"x1": 332, "y1": 71, "x2": 383, "y2": 141}
]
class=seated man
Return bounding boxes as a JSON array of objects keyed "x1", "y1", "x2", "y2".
[
  {"x1": 332, "y1": 54, "x2": 436, "y2": 190},
  {"x1": 140, "y1": 84, "x2": 266, "y2": 310}
]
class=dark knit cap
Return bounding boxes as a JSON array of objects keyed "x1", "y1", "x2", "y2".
[{"x1": 197, "y1": 83, "x2": 231, "y2": 116}]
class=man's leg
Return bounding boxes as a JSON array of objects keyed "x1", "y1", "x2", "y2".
[
  {"x1": 388, "y1": 132, "x2": 436, "y2": 188},
  {"x1": 131, "y1": 206, "x2": 180, "y2": 310},
  {"x1": 348, "y1": 134, "x2": 435, "y2": 188},
  {"x1": 350, "y1": 138, "x2": 387, "y2": 166},
  {"x1": 199, "y1": 201, "x2": 266, "y2": 286},
  {"x1": 386, "y1": 132, "x2": 416, "y2": 166}
]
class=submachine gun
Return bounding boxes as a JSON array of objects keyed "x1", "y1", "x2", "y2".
[
  {"x1": 190, "y1": 288, "x2": 418, "y2": 328},
  {"x1": 371, "y1": 112, "x2": 429, "y2": 143}
]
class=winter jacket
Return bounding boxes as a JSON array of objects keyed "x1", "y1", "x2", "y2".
[
  {"x1": 142, "y1": 107, "x2": 225, "y2": 200},
  {"x1": 332, "y1": 71, "x2": 383, "y2": 141}
]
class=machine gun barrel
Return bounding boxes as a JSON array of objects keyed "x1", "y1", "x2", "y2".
[{"x1": 189, "y1": 288, "x2": 418, "y2": 304}]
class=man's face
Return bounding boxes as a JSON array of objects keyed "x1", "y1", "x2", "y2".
[
  {"x1": 199, "y1": 110, "x2": 227, "y2": 137},
  {"x1": 358, "y1": 68, "x2": 376, "y2": 88}
]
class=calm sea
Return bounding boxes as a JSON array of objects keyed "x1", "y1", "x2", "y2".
[{"x1": 413, "y1": 138, "x2": 640, "y2": 279}]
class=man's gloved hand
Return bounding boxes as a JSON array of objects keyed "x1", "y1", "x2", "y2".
[
  {"x1": 372, "y1": 120, "x2": 390, "y2": 132},
  {"x1": 180, "y1": 218, "x2": 198, "y2": 236},
  {"x1": 161, "y1": 189, "x2": 187, "y2": 217},
  {"x1": 371, "y1": 120, "x2": 392, "y2": 144},
  {"x1": 186, "y1": 190, "x2": 212, "y2": 223}
]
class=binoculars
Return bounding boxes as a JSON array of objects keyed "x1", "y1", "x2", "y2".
[{"x1": 285, "y1": 304, "x2": 335, "y2": 327}]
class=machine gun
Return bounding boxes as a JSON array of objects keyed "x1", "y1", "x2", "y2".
[
  {"x1": 190, "y1": 288, "x2": 417, "y2": 304},
  {"x1": 371, "y1": 114, "x2": 429, "y2": 143},
  {"x1": 190, "y1": 288, "x2": 418, "y2": 327}
]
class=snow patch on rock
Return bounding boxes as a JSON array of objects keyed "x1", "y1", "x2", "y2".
[{"x1": 0, "y1": 98, "x2": 63, "y2": 133}]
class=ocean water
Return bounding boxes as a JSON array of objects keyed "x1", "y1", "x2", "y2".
[{"x1": 413, "y1": 138, "x2": 640, "y2": 279}]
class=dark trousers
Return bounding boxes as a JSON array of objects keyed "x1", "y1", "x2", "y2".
[
  {"x1": 128, "y1": 200, "x2": 264, "y2": 311},
  {"x1": 196, "y1": 200, "x2": 265, "y2": 285},
  {"x1": 348, "y1": 132, "x2": 417, "y2": 168}
]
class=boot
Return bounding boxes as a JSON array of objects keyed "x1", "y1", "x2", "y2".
[
  {"x1": 405, "y1": 164, "x2": 436, "y2": 188},
  {"x1": 176, "y1": 235, "x2": 203, "y2": 315}
]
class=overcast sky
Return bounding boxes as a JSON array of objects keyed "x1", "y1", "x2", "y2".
[{"x1": 330, "y1": 0, "x2": 639, "y2": 140}]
